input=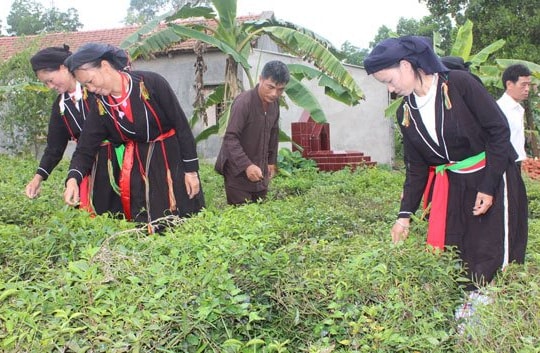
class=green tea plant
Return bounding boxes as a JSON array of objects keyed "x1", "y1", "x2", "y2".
[{"x1": 0, "y1": 154, "x2": 538, "y2": 352}]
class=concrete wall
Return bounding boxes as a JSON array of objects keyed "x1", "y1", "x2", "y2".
[
  {"x1": 133, "y1": 51, "x2": 229, "y2": 162},
  {"x1": 134, "y1": 49, "x2": 395, "y2": 165}
]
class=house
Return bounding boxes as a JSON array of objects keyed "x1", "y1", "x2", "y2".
[{"x1": 0, "y1": 12, "x2": 394, "y2": 165}]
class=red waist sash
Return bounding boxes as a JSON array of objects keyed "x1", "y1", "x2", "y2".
[
  {"x1": 119, "y1": 129, "x2": 176, "y2": 220},
  {"x1": 79, "y1": 140, "x2": 115, "y2": 217},
  {"x1": 79, "y1": 176, "x2": 91, "y2": 214},
  {"x1": 422, "y1": 152, "x2": 486, "y2": 249}
]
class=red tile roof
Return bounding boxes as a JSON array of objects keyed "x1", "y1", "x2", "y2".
[{"x1": 0, "y1": 13, "x2": 265, "y2": 62}]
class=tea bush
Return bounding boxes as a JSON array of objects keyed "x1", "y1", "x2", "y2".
[{"x1": 0, "y1": 154, "x2": 538, "y2": 352}]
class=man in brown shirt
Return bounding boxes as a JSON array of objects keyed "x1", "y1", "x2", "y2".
[{"x1": 215, "y1": 60, "x2": 290, "y2": 205}]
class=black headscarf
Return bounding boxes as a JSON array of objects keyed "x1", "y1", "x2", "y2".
[
  {"x1": 441, "y1": 55, "x2": 484, "y2": 85},
  {"x1": 65, "y1": 42, "x2": 130, "y2": 72},
  {"x1": 363, "y1": 36, "x2": 448, "y2": 75},
  {"x1": 440, "y1": 56, "x2": 470, "y2": 71},
  {"x1": 30, "y1": 44, "x2": 72, "y2": 72}
]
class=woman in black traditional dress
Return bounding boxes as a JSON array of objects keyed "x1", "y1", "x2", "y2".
[
  {"x1": 26, "y1": 45, "x2": 122, "y2": 216},
  {"x1": 63, "y1": 43, "x2": 204, "y2": 232},
  {"x1": 363, "y1": 36, "x2": 528, "y2": 322}
]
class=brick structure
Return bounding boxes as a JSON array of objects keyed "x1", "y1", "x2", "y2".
[{"x1": 291, "y1": 111, "x2": 376, "y2": 171}]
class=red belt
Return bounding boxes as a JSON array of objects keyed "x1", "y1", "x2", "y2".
[
  {"x1": 79, "y1": 176, "x2": 92, "y2": 215},
  {"x1": 422, "y1": 152, "x2": 486, "y2": 249},
  {"x1": 119, "y1": 129, "x2": 176, "y2": 220}
]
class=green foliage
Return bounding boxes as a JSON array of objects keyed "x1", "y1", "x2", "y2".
[
  {"x1": 466, "y1": 0, "x2": 540, "y2": 65},
  {"x1": 442, "y1": 19, "x2": 540, "y2": 157},
  {"x1": 369, "y1": 25, "x2": 396, "y2": 51},
  {"x1": 276, "y1": 148, "x2": 317, "y2": 176},
  {"x1": 6, "y1": 0, "x2": 82, "y2": 35},
  {"x1": 367, "y1": 14, "x2": 452, "y2": 53},
  {"x1": 284, "y1": 75, "x2": 325, "y2": 123},
  {"x1": 40, "y1": 7, "x2": 82, "y2": 34},
  {"x1": 1, "y1": 154, "x2": 539, "y2": 352},
  {"x1": 399, "y1": 16, "x2": 453, "y2": 53},
  {"x1": 424, "y1": 0, "x2": 469, "y2": 33},
  {"x1": 0, "y1": 46, "x2": 54, "y2": 156},
  {"x1": 6, "y1": 0, "x2": 42, "y2": 35},
  {"x1": 525, "y1": 177, "x2": 540, "y2": 219},
  {"x1": 124, "y1": 0, "x2": 211, "y2": 25},
  {"x1": 339, "y1": 41, "x2": 369, "y2": 66},
  {"x1": 424, "y1": 0, "x2": 539, "y2": 65}
]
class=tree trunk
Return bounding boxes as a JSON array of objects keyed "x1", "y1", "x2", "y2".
[
  {"x1": 224, "y1": 55, "x2": 243, "y2": 105},
  {"x1": 192, "y1": 41, "x2": 208, "y2": 126},
  {"x1": 524, "y1": 99, "x2": 539, "y2": 158}
]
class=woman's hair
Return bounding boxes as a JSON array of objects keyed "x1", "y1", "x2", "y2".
[
  {"x1": 30, "y1": 44, "x2": 72, "y2": 72},
  {"x1": 65, "y1": 43, "x2": 130, "y2": 72}
]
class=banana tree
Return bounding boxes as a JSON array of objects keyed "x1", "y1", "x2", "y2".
[
  {"x1": 449, "y1": 20, "x2": 540, "y2": 157},
  {"x1": 384, "y1": 19, "x2": 540, "y2": 157},
  {"x1": 443, "y1": 19, "x2": 505, "y2": 86},
  {"x1": 120, "y1": 0, "x2": 364, "y2": 142}
]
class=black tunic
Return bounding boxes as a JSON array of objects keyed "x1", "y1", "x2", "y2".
[
  {"x1": 397, "y1": 70, "x2": 528, "y2": 289},
  {"x1": 67, "y1": 71, "x2": 204, "y2": 226},
  {"x1": 38, "y1": 88, "x2": 122, "y2": 215}
]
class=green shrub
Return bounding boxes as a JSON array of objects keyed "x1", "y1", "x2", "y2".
[
  {"x1": 0, "y1": 154, "x2": 538, "y2": 352},
  {"x1": 277, "y1": 148, "x2": 317, "y2": 176}
]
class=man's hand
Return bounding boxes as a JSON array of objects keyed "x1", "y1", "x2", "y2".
[
  {"x1": 268, "y1": 164, "x2": 277, "y2": 179},
  {"x1": 246, "y1": 164, "x2": 263, "y2": 182}
]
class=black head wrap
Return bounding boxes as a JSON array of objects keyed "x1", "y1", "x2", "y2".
[
  {"x1": 30, "y1": 44, "x2": 72, "y2": 72},
  {"x1": 363, "y1": 36, "x2": 448, "y2": 75},
  {"x1": 441, "y1": 55, "x2": 484, "y2": 85},
  {"x1": 440, "y1": 56, "x2": 470, "y2": 71},
  {"x1": 65, "y1": 42, "x2": 130, "y2": 72}
]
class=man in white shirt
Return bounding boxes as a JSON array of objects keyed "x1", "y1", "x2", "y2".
[{"x1": 497, "y1": 64, "x2": 532, "y2": 168}]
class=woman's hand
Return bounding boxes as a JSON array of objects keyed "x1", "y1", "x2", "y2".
[
  {"x1": 25, "y1": 174, "x2": 43, "y2": 199},
  {"x1": 391, "y1": 218, "x2": 410, "y2": 244},
  {"x1": 472, "y1": 192, "x2": 493, "y2": 216},
  {"x1": 185, "y1": 172, "x2": 200, "y2": 199},
  {"x1": 64, "y1": 178, "x2": 80, "y2": 206}
]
